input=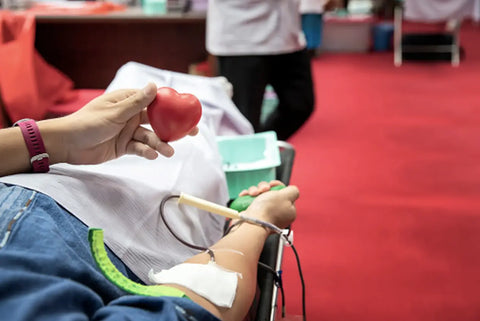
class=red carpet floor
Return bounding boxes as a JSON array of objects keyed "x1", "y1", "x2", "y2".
[{"x1": 281, "y1": 23, "x2": 480, "y2": 321}]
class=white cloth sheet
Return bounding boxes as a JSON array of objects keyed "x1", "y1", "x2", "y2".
[{"x1": 0, "y1": 62, "x2": 254, "y2": 283}]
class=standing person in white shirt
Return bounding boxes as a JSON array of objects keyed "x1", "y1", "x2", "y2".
[{"x1": 206, "y1": 0, "x2": 315, "y2": 141}]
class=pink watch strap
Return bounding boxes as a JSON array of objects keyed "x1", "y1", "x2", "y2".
[{"x1": 14, "y1": 119, "x2": 50, "y2": 173}]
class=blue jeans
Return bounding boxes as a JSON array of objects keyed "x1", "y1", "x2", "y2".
[{"x1": 0, "y1": 184, "x2": 220, "y2": 321}]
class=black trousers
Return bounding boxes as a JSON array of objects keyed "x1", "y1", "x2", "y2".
[{"x1": 217, "y1": 49, "x2": 314, "y2": 141}]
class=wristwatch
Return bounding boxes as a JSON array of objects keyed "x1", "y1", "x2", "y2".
[{"x1": 13, "y1": 118, "x2": 50, "y2": 173}]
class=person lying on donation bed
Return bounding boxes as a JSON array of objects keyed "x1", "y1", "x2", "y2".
[{"x1": 0, "y1": 83, "x2": 299, "y2": 321}]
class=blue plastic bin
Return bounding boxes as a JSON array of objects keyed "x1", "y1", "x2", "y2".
[{"x1": 373, "y1": 23, "x2": 394, "y2": 52}]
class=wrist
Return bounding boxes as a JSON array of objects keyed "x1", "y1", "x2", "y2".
[
  {"x1": 234, "y1": 221, "x2": 270, "y2": 238},
  {"x1": 36, "y1": 118, "x2": 70, "y2": 166}
]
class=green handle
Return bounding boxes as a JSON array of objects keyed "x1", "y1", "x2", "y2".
[
  {"x1": 88, "y1": 228, "x2": 187, "y2": 298},
  {"x1": 229, "y1": 184, "x2": 286, "y2": 212}
]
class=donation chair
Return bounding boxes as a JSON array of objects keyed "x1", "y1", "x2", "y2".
[
  {"x1": 254, "y1": 140, "x2": 296, "y2": 321},
  {"x1": 393, "y1": 1, "x2": 462, "y2": 66}
]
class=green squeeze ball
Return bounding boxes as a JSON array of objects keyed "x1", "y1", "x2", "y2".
[
  {"x1": 88, "y1": 228, "x2": 187, "y2": 298},
  {"x1": 229, "y1": 184, "x2": 286, "y2": 212}
]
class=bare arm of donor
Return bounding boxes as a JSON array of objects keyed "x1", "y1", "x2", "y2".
[{"x1": 166, "y1": 181, "x2": 299, "y2": 321}]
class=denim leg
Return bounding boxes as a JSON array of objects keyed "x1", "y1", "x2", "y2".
[
  {"x1": 0, "y1": 184, "x2": 126, "y2": 320},
  {"x1": 0, "y1": 184, "x2": 220, "y2": 321}
]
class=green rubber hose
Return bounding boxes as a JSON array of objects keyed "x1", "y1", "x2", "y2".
[{"x1": 88, "y1": 228, "x2": 187, "y2": 298}]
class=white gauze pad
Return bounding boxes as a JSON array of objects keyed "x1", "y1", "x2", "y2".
[{"x1": 148, "y1": 262, "x2": 239, "y2": 308}]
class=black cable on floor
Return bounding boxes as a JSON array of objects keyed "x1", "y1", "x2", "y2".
[{"x1": 289, "y1": 242, "x2": 306, "y2": 321}]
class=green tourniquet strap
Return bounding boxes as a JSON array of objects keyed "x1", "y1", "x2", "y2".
[
  {"x1": 88, "y1": 228, "x2": 188, "y2": 298},
  {"x1": 229, "y1": 184, "x2": 285, "y2": 212}
]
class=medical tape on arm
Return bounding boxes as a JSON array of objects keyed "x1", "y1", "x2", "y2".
[{"x1": 148, "y1": 261, "x2": 241, "y2": 308}]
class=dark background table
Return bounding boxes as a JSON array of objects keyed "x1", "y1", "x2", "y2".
[{"x1": 35, "y1": 8, "x2": 208, "y2": 89}]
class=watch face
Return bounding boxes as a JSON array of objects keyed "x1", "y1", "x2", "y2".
[{"x1": 13, "y1": 118, "x2": 34, "y2": 127}]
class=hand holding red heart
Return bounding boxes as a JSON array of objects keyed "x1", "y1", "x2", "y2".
[
  {"x1": 147, "y1": 87, "x2": 202, "y2": 142},
  {"x1": 23, "y1": 84, "x2": 202, "y2": 171}
]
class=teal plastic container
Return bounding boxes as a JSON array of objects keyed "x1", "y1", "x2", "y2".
[
  {"x1": 216, "y1": 131, "x2": 281, "y2": 199},
  {"x1": 143, "y1": 0, "x2": 167, "y2": 15}
]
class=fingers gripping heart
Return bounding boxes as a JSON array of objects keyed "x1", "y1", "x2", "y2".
[{"x1": 147, "y1": 87, "x2": 202, "y2": 142}]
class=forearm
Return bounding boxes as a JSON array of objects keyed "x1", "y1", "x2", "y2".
[
  {"x1": 0, "y1": 118, "x2": 68, "y2": 177},
  {"x1": 169, "y1": 223, "x2": 270, "y2": 321},
  {"x1": 168, "y1": 186, "x2": 298, "y2": 321}
]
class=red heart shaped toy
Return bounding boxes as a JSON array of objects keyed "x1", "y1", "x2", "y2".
[{"x1": 147, "y1": 87, "x2": 202, "y2": 142}]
